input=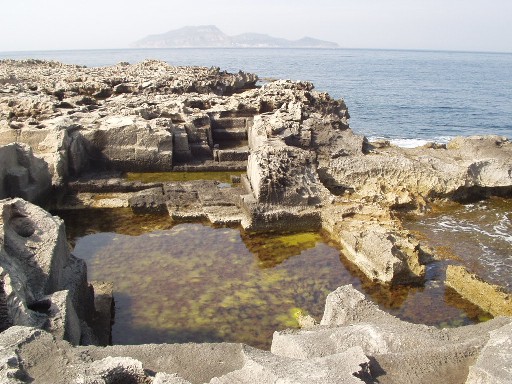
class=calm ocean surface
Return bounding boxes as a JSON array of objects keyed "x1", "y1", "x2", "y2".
[{"x1": 2, "y1": 48, "x2": 511, "y2": 146}]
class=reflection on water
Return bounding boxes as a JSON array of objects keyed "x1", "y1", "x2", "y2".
[
  {"x1": 54, "y1": 208, "x2": 493, "y2": 349},
  {"x1": 402, "y1": 197, "x2": 512, "y2": 292}
]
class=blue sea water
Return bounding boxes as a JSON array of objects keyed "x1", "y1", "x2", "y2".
[{"x1": 1, "y1": 48, "x2": 511, "y2": 145}]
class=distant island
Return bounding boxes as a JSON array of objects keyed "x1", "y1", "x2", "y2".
[{"x1": 131, "y1": 25, "x2": 339, "y2": 49}]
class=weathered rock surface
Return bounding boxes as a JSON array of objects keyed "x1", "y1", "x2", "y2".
[
  {"x1": 1, "y1": 60, "x2": 512, "y2": 383},
  {"x1": 0, "y1": 59, "x2": 259, "y2": 184},
  {"x1": 3, "y1": 59, "x2": 509, "y2": 288},
  {"x1": 210, "y1": 345, "x2": 369, "y2": 384},
  {"x1": 0, "y1": 198, "x2": 99, "y2": 344},
  {"x1": 327, "y1": 135, "x2": 512, "y2": 207},
  {"x1": 0, "y1": 143, "x2": 51, "y2": 204},
  {"x1": 446, "y1": 265, "x2": 512, "y2": 317},
  {"x1": 272, "y1": 285, "x2": 512, "y2": 384},
  {"x1": 466, "y1": 322, "x2": 512, "y2": 384}
]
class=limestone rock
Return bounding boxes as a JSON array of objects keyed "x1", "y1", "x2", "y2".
[
  {"x1": 0, "y1": 198, "x2": 70, "y2": 302},
  {"x1": 0, "y1": 326, "x2": 80, "y2": 383},
  {"x1": 43, "y1": 290, "x2": 81, "y2": 346},
  {"x1": 210, "y1": 345, "x2": 369, "y2": 384},
  {"x1": 0, "y1": 123, "x2": 73, "y2": 186},
  {"x1": 78, "y1": 115, "x2": 173, "y2": 172},
  {"x1": 0, "y1": 143, "x2": 51, "y2": 203},
  {"x1": 445, "y1": 265, "x2": 512, "y2": 316},
  {"x1": 272, "y1": 285, "x2": 512, "y2": 384},
  {"x1": 80, "y1": 342, "x2": 246, "y2": 384},
  {"x1": 466, "y1": 322, "x2": 512, "y2": 384},
  {"x1": 77, "y1": 356, "x2": 148, "y2": 384},
  {"x1": 338, "y1": 222, "x2": 425, "y2": 284},
  {"x1": 247, "y1": 140, "x2": 327, "y2": 206},
  {"x1": 153, "y1": 372, "x2": 192, "y2": 384},
  {"x1": 0, "y1": 198, "x2": 96, "y2": 344},
  {"x1": 327, "y1": 135, "x2": 512, "y2": 206}
]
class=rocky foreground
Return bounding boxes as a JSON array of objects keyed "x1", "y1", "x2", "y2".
[{"x1": 0, "y1": 59, "x2": 511, "y2": 383}]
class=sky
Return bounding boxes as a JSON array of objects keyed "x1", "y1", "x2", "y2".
[{"x1": 1, "y1": 0, "x2": 511, "y2": 53}]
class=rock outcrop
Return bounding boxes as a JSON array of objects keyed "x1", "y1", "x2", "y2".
[
  {"x1": 327, "y1": 135, "x2": 512, "y2": 207},
  {"x1": 0, "y1": 198, "x2": 103, "y2": 345},
  {"x1": 3, "y1": 59, "x2": 510, "y2": 287},
  {"x1": 0, "y1": 59, "x2": 258, "y2": 184},
  {"x1": 272, "y1": 285, "x2": 512, "y2": 384}
]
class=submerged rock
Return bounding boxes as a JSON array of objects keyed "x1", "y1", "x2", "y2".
[{"x1": 446, "y1": 265, "x2": 512, "y2": 317}]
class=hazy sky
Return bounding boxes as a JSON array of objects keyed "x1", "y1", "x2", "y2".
[{"x1": 1, "y1": 0, "x2": 511, "y2": 52}]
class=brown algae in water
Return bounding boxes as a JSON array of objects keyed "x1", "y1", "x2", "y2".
[
  {"x1": 124, "y1": 171, "x2": 240, "y2": 184},
  {"x1": 72, "y1": 223, "x2": 358, "y2": 349},
  {"x1": 59, "y1": 208, "x2": 494, "y2": 349}
]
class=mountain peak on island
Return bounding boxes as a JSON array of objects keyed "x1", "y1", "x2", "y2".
[{"x1": 131, "y1": 25, "x2": 339, "y2": 49}]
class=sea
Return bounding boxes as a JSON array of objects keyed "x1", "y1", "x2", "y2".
[{"x1": 1, "y1": 48, "x2": 511, "y2": 146}]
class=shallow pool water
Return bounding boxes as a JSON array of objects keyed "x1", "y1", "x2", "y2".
[
  {"x1": 71, "y1": 223, "x2": 358, "y2": 348},
  {"x1": 124, "y1": 171, "x2": 240, "y2": 184},
  {"x1": 55, "y1": 208, "x2": 493, "y2": 349}
]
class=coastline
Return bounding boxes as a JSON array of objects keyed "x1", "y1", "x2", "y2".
[{"x1": 0, "y1": 58, "x2": 510, "y2": 383}]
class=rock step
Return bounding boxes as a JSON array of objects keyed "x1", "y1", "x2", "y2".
[
  {"x1": 189, "y1": 143, "x2": 213, "y2": 159},
  {"x1": 212, "y1": 127, "x2": 248, "y2": 142},
  {"x1": 215, "y1": 147, "x2": 249, "y2": 162},
  {"x1": 211, "y1": 117, "x2": 249, "y2": 130}
]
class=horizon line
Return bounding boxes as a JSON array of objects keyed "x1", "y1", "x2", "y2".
[{"x1": 1, "y1": 46, "x2": 511, "y2": 56}]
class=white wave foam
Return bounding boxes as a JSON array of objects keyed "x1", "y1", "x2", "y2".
[
  {"x1": 390, "y1": 138, "x2": 430, "y2": 148},
  {"x1": 368, "y1": 136, "x2": 453, "y2": 148}
]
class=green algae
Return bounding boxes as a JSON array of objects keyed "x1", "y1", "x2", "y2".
[{"x1": 124, "y1": 171, "x2": 240, "y2": 184}]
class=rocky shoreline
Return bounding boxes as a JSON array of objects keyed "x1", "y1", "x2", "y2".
[{"x1": 0, "y1": 59, "x2": 511, "y2": 383}]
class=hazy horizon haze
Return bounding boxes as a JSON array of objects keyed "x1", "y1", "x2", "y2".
[{"x1": 1, "y1": 0, "x2": 512, "y2": 53}]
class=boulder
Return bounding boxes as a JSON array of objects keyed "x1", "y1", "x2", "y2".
[
  {"x1": 337, "y1": 222, "x2": 425, "y2": 284},
  {"x1": 247, "y1": 140, "x2": 327, "y2": 206}
]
